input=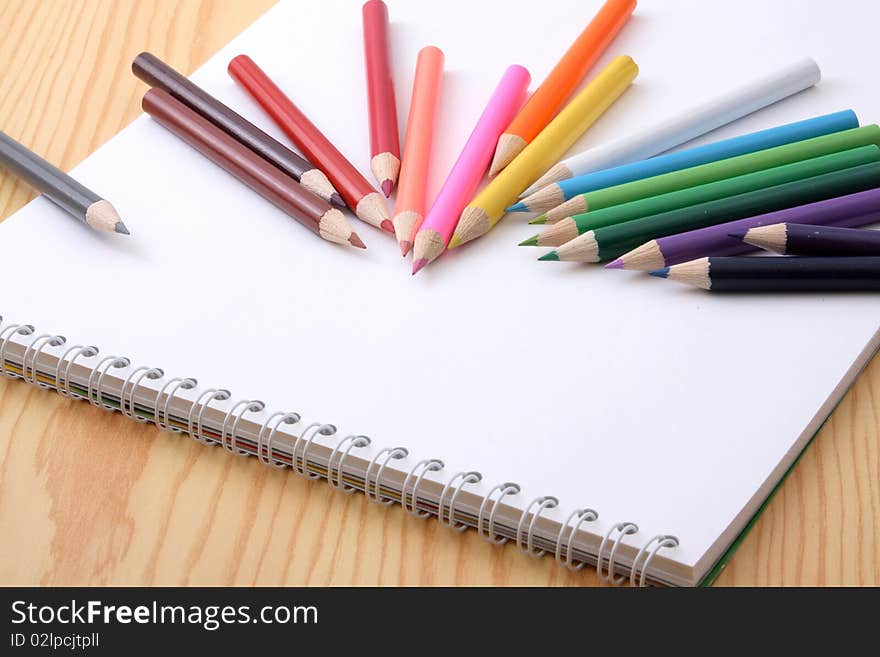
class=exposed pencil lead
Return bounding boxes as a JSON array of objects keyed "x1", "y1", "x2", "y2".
[
  {"x1": 605, "y1": 259, "x2": 624, "y2": 270},
  {"x1": 506, "y1": 201, "x2": 527, "y2": 213},
  {"x1": 380, "y1": 219, "x2": 395, "y2": 234},
  {"x1": 727, "y1": 230, "x2": 748, "y2": 241},
  {"x1": 330, "y1": 192, "x2": 346, "y2": 209},
  {"x1": 412, "y1": 258, "x2": 428, "y2": 275},
  {"x1": 529, "y1": 215, "x2": 548, "y2": 225},
  {"x1": 381, "y1": 179, "x2": 393, "y2": 197},
  {"x1": 649, "y1": 268, "x2": 671, "y2": 279},
  {"x1": 538, "y1": 251, "x2": 559, "y2": 262},
  {"x1": 400, "y1": 241, "x2": 411, "y2": 257},
  {"x1": 519, "y1": 235, "x2": 539, "y2": 247},
  {"x1": 349, "y1": 232, "x2": 367, "y2": 249},
  {"x1": 114, "y1": 221, "x2": 130, "y2": 235}
]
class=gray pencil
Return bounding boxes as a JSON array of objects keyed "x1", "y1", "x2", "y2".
[{"x1": 0, "y1": 131, "x2": 128, "y2": 234}]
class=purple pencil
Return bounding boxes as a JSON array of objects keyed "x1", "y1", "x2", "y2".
[
  {"x1": 611, "y1": 187, "x2": 880, "y2": 270},
  {"x1": 732, "y1": 223, "x2": 880, "y2": 256}
]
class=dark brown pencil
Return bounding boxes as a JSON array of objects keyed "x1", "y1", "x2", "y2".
[
  {"x1": 132, "y1": 52, "x2": 344, "y2": 208},
  {"x1": 142, "y1": 88, "x2": 365, "y2": 249}
]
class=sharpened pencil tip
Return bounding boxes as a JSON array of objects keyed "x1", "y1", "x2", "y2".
[
  {"x1": 114, "y1": 221, "x2": 130, "y2": 235},
  {"x1": 330, "y1": 192, "x2": 346, "y2": 209},
  {"x1": 447, "y1": 234, "x2": 461, "y2": 250},
  {"x1": 649, "y1": 268, "x2": 670, "y2": 279},
  {"x1": 381, "y1": 180, "x2": 393, "y2": 197},
  {"x1": 538, "y1": 251, "x2": 559, "y2": 262},
  {"x1": 506, "y1": 202, "x2": 527, "y2": 213},
  {"x1": 727, "y1": 230, "x2": 748, "y2": 241},
  {"x1": 400, "y1": 241, "x2": 411, "y2": 257},
  {"x1": 529, "y1": 215, "x2": 548, "y2": 225},
  {"x1": 380, "y1": 219, "x2": 395, "y2": 234},
  {"x1": 605, "y1": 259, "x2": 624, "y2": 270},
  {"x1": 349, "y1": 232, "x2": 367, "y2": 249},
  {"x1": 412, "y1": 258, "x2": 427, "y2": 275},
  {"x1": 519, "y1": 235, "x2": 538, "y2": 247}
]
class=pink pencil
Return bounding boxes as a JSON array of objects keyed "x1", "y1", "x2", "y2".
[
  {"x1": 394, "y1": 46, "x2": 445, "y2": 257},
  {"x1": 411, "y1": 65, "x2": 530, "y2": 274}
]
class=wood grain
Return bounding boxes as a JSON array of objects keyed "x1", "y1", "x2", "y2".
[{"x1": 1, "y1": 0, "x2": 878, "y2": 586}]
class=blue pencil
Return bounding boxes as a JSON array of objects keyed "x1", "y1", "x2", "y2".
[{"x1": 509, "y1": 110, "x2": 859, "y2": 217}]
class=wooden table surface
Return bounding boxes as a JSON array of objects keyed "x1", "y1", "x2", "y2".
[{"x1": 1, "y1": 0, "x2": 878, "y2": 587}]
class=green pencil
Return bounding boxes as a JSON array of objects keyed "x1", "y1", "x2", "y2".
[
  {"x1": 530, "y1": 124, "x2": 880, "y2": 225},
  {"x1": 520, "y1": 145, "x2": 880, "y2": 247},
  {"x1": 540, "y1": 160, "x2": 880, "y2": 263}
]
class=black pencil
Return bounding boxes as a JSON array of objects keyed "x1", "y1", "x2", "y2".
[
  {"x1": 731, "y1": 223, "x2": 880, "y2": 256},
  {"x1": 0, "y1": 131, "x2": 128, "y2": 234},
  {"x1": 650, "y1": 256, "x2": 880, "y2": 291}
]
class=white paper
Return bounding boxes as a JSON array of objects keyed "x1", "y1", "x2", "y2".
[{"x1": 1, "y1": 0, "x2": 878, "y2": 584}]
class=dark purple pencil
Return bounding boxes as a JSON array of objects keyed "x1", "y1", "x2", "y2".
[
  {"x1": 731, "y1": 223, "x2": 880, "y2": 256},
  {"x1": 611, "y1": 187, "x2": 880, "y2": 271}
]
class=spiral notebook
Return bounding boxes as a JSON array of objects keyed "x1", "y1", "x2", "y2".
[{"x1": 2, "y1": 0, "x2": 880, "y2": 587}]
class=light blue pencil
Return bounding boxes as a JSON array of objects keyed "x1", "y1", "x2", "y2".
[{"x1": 509, "y1": 110, "x2": 859, "y2": 217}]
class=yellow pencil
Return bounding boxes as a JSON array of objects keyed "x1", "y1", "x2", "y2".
[{"x1": 449, "y1": 55, "x2": 638, "y2": 249}]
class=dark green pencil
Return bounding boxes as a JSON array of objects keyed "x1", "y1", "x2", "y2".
[
  {"x1": 541, "y1": 160, "x2": 880, "y2": 263},
  {"x1": 520, "y1": 146, "x2": 880, "y2": 247}
]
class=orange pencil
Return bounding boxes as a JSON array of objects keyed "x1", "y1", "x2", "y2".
[
  {"x1": 394, "y1": 46, "x2": 444, "y2": 257},
  {"x1": 488, "y1": 0, "x2": 636, "y2": 177}
]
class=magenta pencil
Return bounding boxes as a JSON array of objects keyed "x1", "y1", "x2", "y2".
[{"x1": 411, "y1": 65, "x2": 530, "y2": 274}]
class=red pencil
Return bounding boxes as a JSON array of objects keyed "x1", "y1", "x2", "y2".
[
  {"x1": 228, "y1": 55, "x2": 392, "y2": 233},
  {"x1": 362, "y1": 0, "x2": 400, "y2": 197}
]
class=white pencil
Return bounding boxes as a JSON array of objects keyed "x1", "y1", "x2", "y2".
[{"x1": 521, "y1": 57, "x2": 821, "y2": 197}]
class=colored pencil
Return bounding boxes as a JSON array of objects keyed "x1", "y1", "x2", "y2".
[
  {"x1": 363, "y1": 0, "x2": 401, "y2": 196},
  {"x1": 0, "y1": 131, "x2": 127, "y2": 235},
  {"x1": 143, "y1": 88, "x2": 365, "y2": 249},
  {"x1": 535, "y1": 125, "x2": 880, "y2": 224},
  {"x1": 522, "y1": 146, "x2": 879, "y2": 247},
  {"x1": 544, "y1": 160, "x2": 880, "y2": 263},
  {"x1": 487, "y1": 0, "x2": 636, "y2": 177},
  {"x1": 523, "y1": 58, "x2": 821, "y2": 196},
  {"x1": 132, "y1": 52, "x2": 343, "y2": 208},
  {"x1": 733, "y1": 223, "x2": 880, "y2": 257},
  {"x1": 228, "y1": 55, "x2": 392, "y2": 233},
  {"x1": 394, "y1": 46, "x2": 444, "y2": 256},
  {"x1": 651, "y1": 256, "x2": 880, "y2": 292},
  {"x1": 512, "y1": 110, "x2": 858, "y2": 213},
  {"x1": 449, "y1": 55, "x2": 637, "y2": 249},
  {"x1": 411, "y1": 65, "x2": 530, "y2": 274},
  {"x1": 610, "y1": 188, "x2": 880, "y2": 271}
]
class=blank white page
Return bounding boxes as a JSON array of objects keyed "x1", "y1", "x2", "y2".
[{"x1": 1, "y1": 0, "x2": 879, "y2": 585}]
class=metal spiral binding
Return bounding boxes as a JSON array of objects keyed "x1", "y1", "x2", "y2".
[
  {"x1": 365, "y1": 447, "x2": 408, "y2": 505},
  {"x1": 554, "y1": 508, "x2": 598, "y2": 571},
  {"x1": 221, "y1": 399, "x2": 266, "y2": 455},
  {"x1": 597, "y1": 522, "x2": 639, "y2": 585},
  {"x1": 186, "y1": 388, "x2": 231, "y2": 445},
  {"x1": 630, "y1": 535, "x2": 679, "y2": 587},
  {"x1": 438, "y1": 471, "x2": 482, "y2": 531},
  {"x1": 153, "y1": 377, "x2": 197, "y2": 431},
  {"x1": 327, "y1": 434, "x2": 371, "y2": 493},
  {"x1": 293, "y1": 423, "x2": 337, "y2": 479},
  {"x1": 23, "y1": 334, "x2": 65, "y2": 387},
  {"x1": 121, "y1": 366, "x2": 163, "y2": 421},
  {"x1": 55, "y1": 344, "x2": 99, "y2": 399},
  {"x1": 88, "y1": 356, "x2": 131, "y2": 409},
  {"x1": 478, "y1": 482, "x2": 521, "y2": 545},
  {"x1": 402, "y1": 459, "x2": 444, "y2": 518},
  {"x1": 0, "y1": 317, "x2": 683, "y2": 586},
  {"x1": 256, "y1": 411, "x2": 301, "y2": 468},
  {"x1": 0, "y1": 323, "x2": 34, "y2": 377},
  {"x1": 517, "y1": 496, "x2": 559, "y2": 557}
]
